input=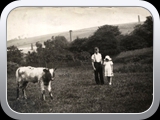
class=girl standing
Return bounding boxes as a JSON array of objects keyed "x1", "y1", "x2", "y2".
[{"x1": 103, "y1": 55, "x2": 114, "y2": 85}]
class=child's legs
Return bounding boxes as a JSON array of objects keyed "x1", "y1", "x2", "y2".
[
  {"x1": 107, "y1": 77, "x2": 112, "y2": 84},
  {"x1": 110, "y1": 77, "x2": 112, "y2": 84},
  {"x1": 107, "y1": 77, "x2": 110, "y2": 83}
]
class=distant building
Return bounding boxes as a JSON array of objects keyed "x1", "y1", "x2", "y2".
[
  {"x1": 69, "y1": 30, "x2": 72, "y2": 42},
  {"x1": 138, "y1": 15, "x2": 141, "y2": 23}
]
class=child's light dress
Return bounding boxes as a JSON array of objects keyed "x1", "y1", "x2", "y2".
[{"x1": 103, "y1": 61, "x2": 113, "y2": 77}]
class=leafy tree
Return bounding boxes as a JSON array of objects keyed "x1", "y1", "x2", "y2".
[
  {"x1": 69, "y1": 37, "x2": 88, "y2": 52},
  {"x1": 31, "y1": 36, "x2": 71, "y2": 67},
  {"x1": 82, "y1": 25, "x2": 121, "y2": 57},
  {"x1": 131, "y1": 16, "x2": 153, "y2": 47},
  {"x1": 94, "y1": 25, "x2": 121, "y2": 37},
  {"x1": 120, "y1": 35, "x2": 147, "y2": 51},
  {"x1": 7, "y1": 45, "x2": 23, "y2": 64},
  {"x1": 76, "y1": 51, "x2": 91, "y2": 61},
  {"x1": 7, "y1": 61, "x2": 19, "y2": 74},
  {"x1": 26, "y1": 51, "x2": 39, "y2": 66},
  {"x1": 35, "y1": 41, "x2": 42, "y2": 48},
  {"x1": 54, "y1": 36, "x2": 69, "y2": 48},
  {"x1": 44, "y1": 39, "x2": 55, "y2": 48}
]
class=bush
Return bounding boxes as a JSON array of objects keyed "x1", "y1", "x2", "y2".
[
  {"x1": 7, "y1": 45, "x2": 23, "y2": 64},
  {"x1": 131, "y1": 16, "x2": 153, "y2": 47},
  {"x1": 7, "y1": 62, "x2": 19, "y2": 75},
  {"x1": 120, "y1": 35, "x2": 147, "y2": 51},
  {"x1": 69, "y1": 25, "x2": 121, "y2": 57},
  {"x1": 114, "y1": 63, "x2": 153, "y2": 73},
  {"x1": 114, "y1": 47, "x2": 153, "y2": 64}
]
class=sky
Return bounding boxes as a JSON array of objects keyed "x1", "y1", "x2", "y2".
[{"x1": 7, "y1": 7, "x2": 151, "y2": 41}]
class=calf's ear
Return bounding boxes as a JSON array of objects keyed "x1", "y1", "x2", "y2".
[
  {"x1": 43, "y1": 69, "x2": 49, "y2": 72},
  {"x1": 54, "y1": 67, "x2": 57, "y2": 71},
  {"x1": 43, "y1": 69, "x2": 47, "y2": 72}
]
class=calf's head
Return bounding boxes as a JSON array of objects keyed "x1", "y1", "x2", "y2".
[
  {"x1": 42, "y1": 69, "x2": 52, "y2": 85},
  {"x1": 49, "y1": 68, "x2": 57, "y2": 81}
]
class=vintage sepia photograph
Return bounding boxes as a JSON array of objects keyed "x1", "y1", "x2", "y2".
[{"x1": 7, "y1": 7, "x2": 153, "y2": 113}]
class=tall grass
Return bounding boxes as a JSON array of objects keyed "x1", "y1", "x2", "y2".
[
  {"x1": 7, "y1": 62, "x2": 19, "y2": 75},
  {"x1": 115, "y1": 47, "x2": 153, "y2": 59},
  {"x1": 7, "y1": 47, "x2": 153, "y2": 113},
  {"x1": 113, "y1": 47, "x2": 153, "y2": 73},
  {"x1": 7, "y1": 66, "x2": 153, "y2": 113},
  {"x1": 114, "y1": 63, "x2": 153, "y2": 73}
]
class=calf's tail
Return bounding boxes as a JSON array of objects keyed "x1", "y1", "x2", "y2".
[
  {"x1": 15, "y1": 68, "x2": 20, "y2": 82},
  {"x1": 15, "y1": 68, "x2": 20, "y2": 100}
]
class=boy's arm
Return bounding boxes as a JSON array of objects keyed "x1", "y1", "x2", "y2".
[
  {"x1": 91, "y1": 60, "x2": 96, "y2": 70},
  {"x1": 91, "y1": 55, "x2": 96, "y2": 70},
  {"x1": 100, "y1": 54, "x2": 103, "y2": 64}
]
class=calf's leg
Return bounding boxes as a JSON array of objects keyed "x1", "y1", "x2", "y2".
[
  {"x1": 16, "y1": 83, "x2": 19, "y2": 100},
  {"x1": 40, "y1": 82, "x2": 46, "y2": 101},
  {"x1": 42, "y1": 90, "x2": 45, "y2": 101},
  {"x1": 47, "y1": 81, "x2": 53, "y2": 99},
  {"x1": 22, "y1": 81, "x2": 28, "y2": 99}
]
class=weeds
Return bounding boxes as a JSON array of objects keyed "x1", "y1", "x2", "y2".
[
  {"x1": 7, "y1": 47, "x2": 153, "y2": 113},
  {"x1": 7, "y1": 67, "x2": 153, "y2": 113},
  {"x1": 114, "y1": 63, "x2": 153, "y2": 73}
]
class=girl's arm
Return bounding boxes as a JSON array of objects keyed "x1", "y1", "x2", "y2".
[
  {"x1": 103, "y1": 60, "x2": 106, "y2": 65},
  {"x1": 111, "y1": 64, "x2": 113, "y2": 73},
  {"x1": 111, "y1": 61, "x2": 113, "y2": 73}
]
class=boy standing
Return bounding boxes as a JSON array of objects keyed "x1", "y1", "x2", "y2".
[{"x1": 91, "y1": 47, "x2": 104, "y2": 85}]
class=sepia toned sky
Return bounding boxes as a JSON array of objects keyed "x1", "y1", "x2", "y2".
[{"x1": 7, "y1": 7, "x2": 151, "y2": 40}]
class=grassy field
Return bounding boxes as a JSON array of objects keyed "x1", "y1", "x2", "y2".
[
  {"x1": 7, "y1": 47, "x2": 153, "y2": 113},
  {"x1": 7, "y1": 65, "x2": 153, "y2": 113}
]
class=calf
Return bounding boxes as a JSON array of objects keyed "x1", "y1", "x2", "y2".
[{"x1": 15, "y1": 66, "x2": 56, "y2": 100}]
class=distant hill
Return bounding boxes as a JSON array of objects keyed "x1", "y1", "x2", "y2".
[{"x1": 7, "y1": 22, "x2": 143, "y2": 53}]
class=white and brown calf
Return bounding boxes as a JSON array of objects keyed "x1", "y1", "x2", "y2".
[{"x1": 15, "y1": 66, "x2": 56, "y2": 100}]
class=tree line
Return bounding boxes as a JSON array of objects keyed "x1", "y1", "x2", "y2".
[{"x1": 7, "y1": 16, "x2": 153, "y2": 71}]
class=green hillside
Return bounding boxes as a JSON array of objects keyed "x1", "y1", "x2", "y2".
[
  {"x1": 113, "y1": 47, "x2": 153, "y2": 73},
  {"x1": 7, "y1": 26, "x2": 98, "y2": 48},
  {"x1": 7, "y1": 22, "x2": 143, "y2": 53}
]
